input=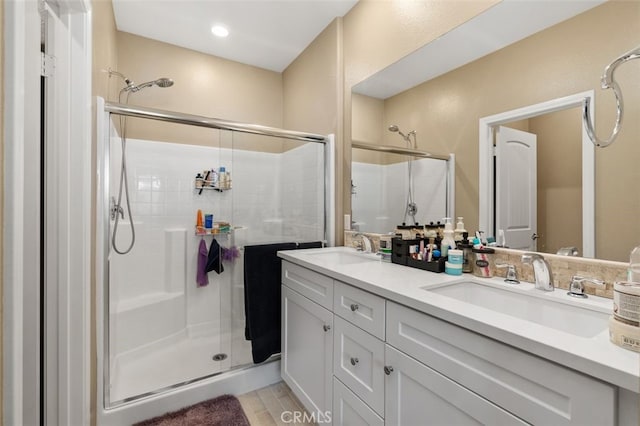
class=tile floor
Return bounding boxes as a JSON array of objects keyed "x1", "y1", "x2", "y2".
[{"x1": 238, "y1": 381, "x2": 316, "y2": 426}]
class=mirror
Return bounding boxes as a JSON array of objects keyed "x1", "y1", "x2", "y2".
[
  {"x1": 350, "y1": 0, "x2": 640, "y2": 262},
  {"x1": 351, "y1": 143, "x2": 453, "y2": 233}
]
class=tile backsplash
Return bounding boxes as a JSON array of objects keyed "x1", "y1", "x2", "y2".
[{"x1": 344, "y1": 231, "x2": 626, "y2": 298}]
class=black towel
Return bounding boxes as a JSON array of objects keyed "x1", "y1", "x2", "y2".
[
  {"x1": 243, "y1": 241, "x2": 323, "y2": 364},
  {"x1": 205, "y1": 238, "x2": 224, "y2": 274}
]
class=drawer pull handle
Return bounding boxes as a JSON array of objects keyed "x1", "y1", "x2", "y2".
[
  {"x1": 350, "y1": 357, "x2": 359, "y2": 366},
  {"x1": 350, "y1": 303, "x2": 359, "y2": 312},
  {"x1": 323, "y1": 324, "x2": 331, "y2": 332},
  {"x1": 384, "y1": 366, "x2": 394, "y2": 375}
]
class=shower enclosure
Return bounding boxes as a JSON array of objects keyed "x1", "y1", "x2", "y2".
[
  {"x1": 96, "y1": 98, "x2": 333, "y2": 424},
  {"x1": 350, "y1": 141, "x2": 454, "y2": 234}
]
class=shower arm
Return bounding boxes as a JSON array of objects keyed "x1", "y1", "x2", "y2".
[{"x1": 583, "y1": 45, "x2": 640, "y2": 148}]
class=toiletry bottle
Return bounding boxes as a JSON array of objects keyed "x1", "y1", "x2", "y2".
[
  {"x1": 441, "y1": 218, "x2": 456, "y2": 258},
  {"x1": 218, "y1": 166, "x2": 226, "y2": 189},
  {"x1": 629, "y1": 245, "x2": 640, "y2": 282},
  {"x1": 454, "y1": 217, "x2": 467, "y2": 242},
  {"x1": 458, "y1": 232, "x2": 474, "y2": 273},
  {"x1": 195, "y1": 173, "x2": 204, "y2": 189}
]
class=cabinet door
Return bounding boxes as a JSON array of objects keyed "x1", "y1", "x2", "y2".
[
  {"x1": 333, "y1": 316, "x2": 385, "y2": 416},
  {"x1": 281, "y1": 285, "x2": 333, "y2": 417},
  {"x1": 333, "y1": 378, "x2": 383, "y2": 426},
  {"x1": 384, "y1": 345, "x2": 527, "y2": 426}
]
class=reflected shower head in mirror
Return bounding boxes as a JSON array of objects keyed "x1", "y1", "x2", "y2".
[
  {"x1": 388, "y1": 124, "x2": 417, "y2": 148},
  {"x1": 583, "y1": 44, "x2": 640, "y2": 148}
]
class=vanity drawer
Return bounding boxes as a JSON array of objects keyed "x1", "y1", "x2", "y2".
[
  {"x1": 334, "y1": 316, "x2": 385, "y2": 417},
  {"x1": 282, "y1": 261, "x2": 333, "y2": 310},
  {"x1": 386, "y1": 302, "x2": 615, "y2": 425},
  {"x1": 333, "y1": 377, "x2": 383, "y2": 426},
  {"x1": 334, "y1": 281, "x2": 385, "y2": 339}
]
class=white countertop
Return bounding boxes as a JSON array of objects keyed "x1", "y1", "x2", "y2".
[{"x1": 278, "y1": 246, "x2": 640, "y2": 393}]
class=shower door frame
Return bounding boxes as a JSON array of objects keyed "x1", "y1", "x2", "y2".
[{"x1": 96, "y1": 98, "x2": 334, "y2": 409}]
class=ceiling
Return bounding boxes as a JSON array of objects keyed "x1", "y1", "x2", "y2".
[
  {"x1": 111, "y1": 0, "x2": 358, "y2": 72},
  {"x1": 353, "y1": 0, "x2": 605, "y2": 99}
]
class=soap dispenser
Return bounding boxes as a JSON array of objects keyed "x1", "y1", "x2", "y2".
[
  {"x1": 441, "y1": 217, "x2": 456, "y2": 258},
  {"x1": 454, "y1": 217, "x2": 466, "y2": 242}
]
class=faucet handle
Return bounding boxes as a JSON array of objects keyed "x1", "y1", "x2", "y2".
[
  {"x1": 495, "y1": 263, "x2": 520, "y2": 284},
  {"x1": 568, "y1": 275, "x2": 605, "y2": 298}
]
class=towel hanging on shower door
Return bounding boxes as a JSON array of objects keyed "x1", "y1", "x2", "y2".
[
  {"x1": 196, "y1": 238, "x2": 209, "y2": 287},
  {"x1": 243, "y1": 241, "x2": 323, "y2": 364}
]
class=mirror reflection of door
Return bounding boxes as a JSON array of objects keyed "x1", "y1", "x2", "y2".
[
  {"x1": 494, "y1": 108, "x2": 583, "y2": 255},
  {"x1": 495, "y1": 127, "x2": 537, "y2": 251}
]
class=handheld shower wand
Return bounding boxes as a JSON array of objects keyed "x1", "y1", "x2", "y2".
[
  {"x1": 388, "y1": 124, "x2": 419, "y2": 225},
  {"x1": 107, "y1": 70, "x2": 175, "y2": 255},
  {"x1": 583, "y1": 44, "x2": 640, "y2": 148}
]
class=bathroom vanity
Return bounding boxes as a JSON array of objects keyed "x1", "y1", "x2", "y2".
[{"x1": 279, "y1": 247, "x2": 639, "y2": 425}]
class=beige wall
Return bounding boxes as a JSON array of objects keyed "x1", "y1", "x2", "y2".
[
  {"x1": 116, "y1": 32, "x2": 284, "y2": 152},
  {"x1": 283, "y1": 18, "x2": 344, "y2": 242},
  {"x1": 374, "y1": 1, "x2": 639, "y2": 261}
]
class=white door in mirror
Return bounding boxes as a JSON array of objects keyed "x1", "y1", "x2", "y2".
[{"x1": 496, "y1": 126, "x2": 537, "y2": 251}]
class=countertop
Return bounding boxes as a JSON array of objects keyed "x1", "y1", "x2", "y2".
[{"x1": 278, "y1": 246, "x2": 640, "y2": 393}]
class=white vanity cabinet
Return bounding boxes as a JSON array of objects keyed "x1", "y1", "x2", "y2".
[
  {"x1": 281, "y1": 284, "x2": 333, "y2": 417},
  {"x1": 384, "y1": 344, "x2": 527, "y2": 426},
  {"x1": 386, "y1": 301, "x2": 616, "y2": 425},
  {"x1": 281, "y1": 260, "x2": 622, "y2": 426}
]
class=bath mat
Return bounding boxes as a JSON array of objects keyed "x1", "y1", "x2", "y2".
[{"x1": 133, "y1": 394, "x2": 250, "y2": 426}]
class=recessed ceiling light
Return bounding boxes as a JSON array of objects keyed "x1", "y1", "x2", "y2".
[{"x1": 211, "y1": 25, "x2": 229, "y2": 38}]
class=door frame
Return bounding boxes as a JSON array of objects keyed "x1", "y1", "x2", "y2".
[
  {"x1": 479, "y1": 91, "x2": 595, "y2": 258},
  {"x1": 3, "y1": 1, "x2": 92, "y2": 425}
]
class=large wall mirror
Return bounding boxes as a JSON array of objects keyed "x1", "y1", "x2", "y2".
[{"x1": 350, "y1": 0, "x2": 640, "y2": 262}]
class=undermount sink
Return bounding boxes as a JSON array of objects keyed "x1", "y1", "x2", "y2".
[
  {"x1": 424, "y1": 281, "x2": 610, "y2": 338},
  {"x1": 303, "y1": 249, "x2": 379, "y2": 265}
]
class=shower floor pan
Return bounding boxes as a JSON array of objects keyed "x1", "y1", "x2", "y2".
[{"x1": 110, "y1": 332, "x2": 230, "y2": 403}]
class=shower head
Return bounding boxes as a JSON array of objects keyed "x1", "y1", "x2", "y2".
[
  {"x1": 388, "y1": 124, "x2": 416, "y2": 146},
  {"x1": 128, "y1": 77, "x2": 174, "y2": 92}
]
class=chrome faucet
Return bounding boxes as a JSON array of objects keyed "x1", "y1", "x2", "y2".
[
  {"x1": 568, "y1": 275, "x2": 605, "y2": 298},
  {"x1": 353, "y1": 233, "x2": 374, "y2": 253},
  {"x1": 521, "y1": 253, "x2": 554, "y2": 291}
]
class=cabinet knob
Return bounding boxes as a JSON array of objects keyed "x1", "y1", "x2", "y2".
[
  {"x1": 350, "y1": 303, "x2": 359, "y2": 312},
  {"x1": 384, "y1": 366, "x2": 394, "y2": 375},
  {"x1": 350, "y1": 357, "x2": 359, "y2": 366},
  {"x1": 323, "y1": 324, "x2": 331, "y2": 332}
]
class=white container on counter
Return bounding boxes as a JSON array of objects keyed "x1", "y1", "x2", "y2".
[{"x1": 613, "y1": 281, "x2": 640, "y2": 325}]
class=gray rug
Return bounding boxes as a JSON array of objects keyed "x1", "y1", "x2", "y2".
[{"x1": 133, "y1": 394, "x2": 250, "y2": 426}]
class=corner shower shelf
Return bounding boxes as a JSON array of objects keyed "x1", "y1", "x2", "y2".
[
  {"x1": 195, "y1": 182, "x2": 232, "y2": 193},
  {"x1": 195, "y1": 229, "x2": 232, "y2": 237}
]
